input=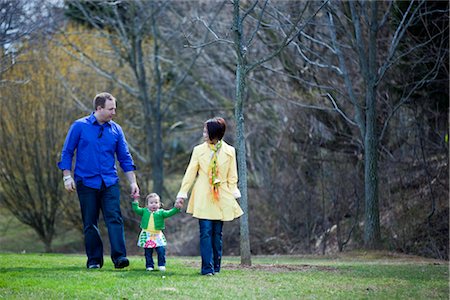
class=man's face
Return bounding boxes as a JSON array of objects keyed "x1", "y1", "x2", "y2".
[{"x1": 96, "y1": 99, "x2": 116, "y2": 123}]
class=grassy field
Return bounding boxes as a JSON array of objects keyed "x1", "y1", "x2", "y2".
[{"x1": 0, "y1": 252, "x2": 448, "y2": 299}]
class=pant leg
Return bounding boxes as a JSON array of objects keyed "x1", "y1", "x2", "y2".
[
  {"x1": 199, "y1": 219, "x2": 214, "y2": 275},
  {"x1": 76, "y1": 182, "x2": 103, "y2": 267},
  {"x1": 212, "y1": 220, "x2": 223, "y2": 273},
  {"x1": 145, "y1": 248, "x2": 154, "y2": 268},
  {"x1": 100, "y1": 182, "x2": 127, "y2": 265},
  {"x1": 155, "y1": 246, "x2": 166, "y2": 267}
]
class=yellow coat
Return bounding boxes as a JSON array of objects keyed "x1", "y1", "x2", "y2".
[{"x1": 177, "y1": 141, "x2": 244, "y2": 221}]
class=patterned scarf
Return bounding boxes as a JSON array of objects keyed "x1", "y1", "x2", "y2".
[{"x1": 208, "y1": 140, "x2": 222, "y2": 201}]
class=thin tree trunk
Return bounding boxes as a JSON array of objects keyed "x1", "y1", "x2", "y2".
[
  {"x1": 363, "y1": 0, "x2": 381, "y2": 248},
  {"x1": 235, "y1": 64, "x2": 251, "y2": 266},
  {"x1": 233, "y1": 0, "x2": 251, "y2": 266},
  {"x1": 151, "y1": 4, "x2": 164, "y2": 196},
  {"x1": 363, "y1": 86, "x2": 381, "y2": 248}
]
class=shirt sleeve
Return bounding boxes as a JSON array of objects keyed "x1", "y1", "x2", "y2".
[
  {"x1": 177, "y1": 146, "x2": 200, "y2": 199},
  {"x1": 57, "y1": 122, "x2": 81, "y2": 171},
  {"x1": 161, "y1": 207, "x2": 181, "y2": 218},
  {"x1": 115, "y1": 124, "x2": 136, "y2": 172},
  {"x1": 131, "y1": 201, "x2": 144, "y2": 216}
]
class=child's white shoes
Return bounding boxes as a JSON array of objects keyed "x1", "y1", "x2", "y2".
[{"x1": 146, "y1": 266, "x2": 165, "y2": 271}]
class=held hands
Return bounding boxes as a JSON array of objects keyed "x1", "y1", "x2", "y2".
[
  {"x1": 130, "y1": 182, "x2": 140, "y2": 200},
  {"x1": 174, "y1": 197, "x2": 184, "y2": 209},
  {"x1": 131, "y1": 192, "x2": 140, "y2": 202},
  {"x1": 63, "y1": 175, "x2": 76, "y2": 192}
]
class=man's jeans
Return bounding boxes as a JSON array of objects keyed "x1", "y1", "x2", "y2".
[
  {"x1": 145, "y1": 247, "x2": 166, "y2": 268},
  {"x1": 76, "y1": 181, "x2": 126, "y2": 267},
  {"x1": 199, "y1": 219, "x2": 223, "y2": 275}
]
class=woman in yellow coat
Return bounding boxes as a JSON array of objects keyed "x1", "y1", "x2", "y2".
[{"x1": 176, "y1": 117, "x2": 243, "y2": 275}]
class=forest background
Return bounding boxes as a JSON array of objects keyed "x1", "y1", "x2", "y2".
[{"x1": 0, "y1": 0, "x2": 448, "y2": 261}]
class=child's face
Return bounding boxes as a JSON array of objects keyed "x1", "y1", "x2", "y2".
[{"x1": 147, "y1": 197, "x2": 160, "y2": 212}]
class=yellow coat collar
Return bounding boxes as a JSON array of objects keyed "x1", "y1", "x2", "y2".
[{"x1": 198, "y1": 141, "x2": 234, "y2": 165}]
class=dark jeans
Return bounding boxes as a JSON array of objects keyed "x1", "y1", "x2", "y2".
[
  {"x1": 76, "y1": 181, "x2": 126, "y2": 267},
  {"x1": 199, "y1": 219, "x2": 223, "y2": 275},
  {"x1": 144, "y1": 247, "x2": 166, "y2": 268}
]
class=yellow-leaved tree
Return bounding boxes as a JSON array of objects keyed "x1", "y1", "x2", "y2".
[{"x1": 0, "y1": 24, "x2": 122, "y2": 251}]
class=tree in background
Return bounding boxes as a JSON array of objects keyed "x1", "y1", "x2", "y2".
[
  {"x1": 0, "y1": 0, "x2": 72, "y2": 252},
  {"x1": 184, "y1": 0, "x2": 329, "y2": 264},
  {"x1": 290, "y1": 0, "x2": 448, "y2": 249},
  {"x1": 0, "y1": 38, "x2": 73, "y2": 252},
  {"x1": 0, "y1": 0, "x2": 446, "y2": 259},
  {"x1": 0, "y1": 2, "x2": 125, "y2": 250},
  {"x1": 60, "y1": 0, "x2": 215, "y2": 198},
  {"x1": 233, "y1": 0, "x2": 334, "y2": 265},
  {"x1": 0, "y1": 0, "x2": 49, "y2": 83}
]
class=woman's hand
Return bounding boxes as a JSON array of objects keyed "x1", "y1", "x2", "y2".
[{"x1": 175, "y1": 197, "x2": 184, "y2": 209}]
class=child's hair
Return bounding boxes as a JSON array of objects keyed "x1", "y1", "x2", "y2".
[{"x1": 146, "y1": 192, "x2": 163, "y2": 208}]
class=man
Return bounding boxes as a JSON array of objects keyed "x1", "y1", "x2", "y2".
[{"x1": 58, "y1": 92, "x2": 139, "y2": 269}]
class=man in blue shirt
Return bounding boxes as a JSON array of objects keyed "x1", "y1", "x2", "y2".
[{"x1": 58, "y1": 92, "x2": 140, "y2": 269}]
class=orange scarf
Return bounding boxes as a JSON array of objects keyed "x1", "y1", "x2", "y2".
[{"x1": 208, "y1": 140, "x2": 222, "y2": 201}]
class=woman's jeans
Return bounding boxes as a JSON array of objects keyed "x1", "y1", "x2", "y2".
[
  {"x1": 199, "y1": 219, "x2": 223, "y2": 275},
  {"x1": 145, "y1": 247, "x2": 166, "y2": 268},
  {"x1": 76, "y1": 181, "x2": 127, "y2": 267}
]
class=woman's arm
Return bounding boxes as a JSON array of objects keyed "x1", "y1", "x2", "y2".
[
  {"x1": 227, "y1": 147, "x2": 241, "y2": 199},
  {"x1": 177, "y1": 146, "x2": 200, "y2": 199}
]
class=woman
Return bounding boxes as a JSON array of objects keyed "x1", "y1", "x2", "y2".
[{"x1": 176, "y1": 117, "x2": 243, "y2": 276}]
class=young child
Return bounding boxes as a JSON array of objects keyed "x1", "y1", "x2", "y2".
[{"x1": 132, "y1": 193, "x2": 180, "y2": 271}]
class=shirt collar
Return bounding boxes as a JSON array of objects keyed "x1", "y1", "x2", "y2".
[{"x1": 88, "y1": 112, "x2": 111, "y2": 126}]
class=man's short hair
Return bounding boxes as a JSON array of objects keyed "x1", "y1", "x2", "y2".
[{"x1": 93, "y1": 92, "x2": 116, "y2": 110}]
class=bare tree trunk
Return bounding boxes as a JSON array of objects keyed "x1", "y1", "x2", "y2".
[
  {"x1": 362, "y1": 1, "x2": 381, "y2": 248},
  {"x1": 235, "y1": 67, "x2": 251, "y2": 266},
  {"x1": 230, "y1": 0, "x2": 326, "y2": 264},
  {"x1": 233, "y1": 0, "x2": 251, "y2": 266},
  {"x1": 151, "y1": 2, "x2": 164, "y2": 196},
  {"x1": 363, "y1": 86, "x2": 381, "y2": 248}
]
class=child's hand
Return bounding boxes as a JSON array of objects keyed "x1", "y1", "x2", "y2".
[
  {"x1": 174, "y1": 198, "x2": 184, "y2": 209},
  {"x1": 132, "y1": 193, "x2": 140, "y2": 202}
]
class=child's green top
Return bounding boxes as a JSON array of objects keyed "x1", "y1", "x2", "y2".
[{"x1": 132, "y1": 202, "x2": 180, "y2": 230}]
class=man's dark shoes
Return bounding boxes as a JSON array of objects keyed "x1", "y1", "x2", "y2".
[{"x1": 114, "y1": 257, "x2": 130, "y2": 269}]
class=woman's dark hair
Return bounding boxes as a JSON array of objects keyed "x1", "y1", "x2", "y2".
[{"x1": 206, "y1": 117, "x2": 226, "y2": 141}]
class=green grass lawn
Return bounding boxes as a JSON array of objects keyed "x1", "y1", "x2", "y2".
[{"x1": 0, "y1": 253, "x2": 448, "y2": 299}]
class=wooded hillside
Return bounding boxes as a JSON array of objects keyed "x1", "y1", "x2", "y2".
[{"x1": 0, "y1": 0, "x2": 448, "y2": 259}]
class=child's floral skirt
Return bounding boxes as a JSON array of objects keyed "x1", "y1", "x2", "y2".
[{"x1": 137, "y1": 230, "x2": 167, "y2": 248}]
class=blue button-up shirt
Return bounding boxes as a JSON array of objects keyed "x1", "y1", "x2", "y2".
[{"x1": 58, "y1": 113, "x2": 136, "y2": 189}]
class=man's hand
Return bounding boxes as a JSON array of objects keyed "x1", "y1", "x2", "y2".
[
  {"x1": 131, "y1": 189, "x2": 140, "y2": 202},
  {"x1": 130, "y1": 182, "x2": 140, "y2": 199},
  {"x1": 125, "y1": 171, "x2": 139, "y2": 199},
  {"x1": 63, "y1": 175, "x2": 76, "y2": 192}
]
